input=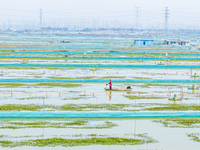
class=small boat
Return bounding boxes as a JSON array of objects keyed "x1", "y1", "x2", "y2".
[
  {"x1": 191, "y1": 73, "x2": 199, "y2": 78},
  {"x1": 158, "y1": 62, "x2": 164, "y2": 65},
  {"x1": 188, "y1": 85, "x2": 199, "y2": 90},
  {"x1": 104, "y1": 84, "x2": 132, "y2": 91},
  {"x1": 168, "y1": 94, "x2": 182, "y2": 101},
  {"x1": 191, "y1": 75, "x2": 199, "y2": 78},
  {"x1": 188, "y1": 88, "x2": 199, "y2": 90}
]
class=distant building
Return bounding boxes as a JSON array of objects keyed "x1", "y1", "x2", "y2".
[
  {"x1": 165, "y1": 40, "x2": 190, "y2": 46},
  {"x1": 134, "y1": 40, "x2": 154, "y2": 45}
]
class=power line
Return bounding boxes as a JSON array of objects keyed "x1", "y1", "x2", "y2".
[
  {"x1": 40, "y1": 9, "x2": 42, "y2": 27},
  {"x1": 0, "y1": 7, "x2": 37, "y2": 12},
  {"x1": 0, "y1": 7, "x2": 135, "y2": 15},
  {"x1": 135, "y1": 6, "x2": 140, "y2": 29},
  {"x1": 164, "y1": 7, "x2": 169, "y2": 30},
  {"x1": 0, "y1": 13, "x2": 38, "y2": 19}
]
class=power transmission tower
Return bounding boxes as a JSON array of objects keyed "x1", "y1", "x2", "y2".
[
  {"x1": 40, "y1": 9, "x2": 42, "y2": 28},
  {"x1": 164, "y1": 7, "x2": 169, "y2": 31},
  {"x1": 135, "y1": 6, "x2": 140, "y2": 30}
]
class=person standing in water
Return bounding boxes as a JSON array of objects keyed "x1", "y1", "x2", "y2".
[{"x1": 108, "y1": 79, "x2": 112, "y2": 90}]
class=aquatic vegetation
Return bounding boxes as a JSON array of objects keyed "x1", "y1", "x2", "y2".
[
  {"x1": 153, "y1": 119, "x2": 173, "y2": 127},
  {"x1": 64, "y1": 120, "x2": 88, "y2": 125},
  {"x1": 0, "y1": 128, "x2": 157, "y2": 147},
  {"x1": 81, "y1": 68, "x2": 89, "y2": 70},
  {"x1": 187, "y1": 133, "x2": 200, "y2": 142},
  {"x1": 67, "y1": 67, "x2": 75, "y2": 70},
  {"x1": 3, "y1": 101, "x2": 200, "y2": 112},
  {"x1": 131, "y1": 91, "x2": 148, "y2": 94},
  {"x1": 0, "y1": 67, "x2": 40, "y2": 70},
  {"x1": 153, "y1": 118, "x2": 200, "y2": 128},
  {"x1": 0, "y1": 126, "x2": 20, "y2": 129},
  {"x1": 176, "y1": 119, "x2": 200, "y2": 126},
  {"x1": 34, "y1": 76, "x2": 42, "y2": 78},
  {"x1": 0, "y1": 137, "x2": 146, "y2": 147},
  {"x1": 1, "y1": 103, "x2": 200, "y2": 112},
  {"x1": 49, "y1": 76, "x2": 127, "y2": 79},
  {"x1": 0, "y1": 66, "x2": 69, "y2": 70},
  {"x1": 0, "y1": 103, "x2": 175, "y2": 112},
  {"x1": 10, "y1": 121, "x2": 49, "y2": 126},
  {"x1": 0, "y1": 120, "x2": 116, "y2": 129},
  {"x1": 68, "y1": 91, "x2": 80, "y2": 93},
  {"x1": 0, "y1": 132, "x2": 159, "y2": 147},
  {"x1": 0, "y1": 82, "x2": 82, "y2": 88},
  {"x1": 125, "y1": 95, "x2": 163, "y2": 100},
  {"x1": 48, "y1": 76, "x2": 95, "y2": 79},
  {"x1": 0, "y1": 83, "x2": 25, "y2": 88},
  {"x1": 135, "y1": 83, "x2": 179, "y2": 88},
  {"x1": 0, "y1": 141, "x2": 13, "y2": 147},
  {"x1": 0, "y1": 120, "x2": 88, "y2": 129},
  {"x1": 19, "y1": 97, "x2": 47, "y2": 100},
  {"x1": 132, "y1": 77, "x2": 151, "y2": 79},
  {"x1": 76, "y1": 121, "x2": 117, "y2": 129},
  {"x1": 62, "y1": 97, "x2": 87, "y2": 100},
  {"x1": 58, "y1": 103, "x2": 130, "y2": 111},
  {"x1": 99, "y1": 76, "x2": 126, "y2": 79},
  {"x1": 136, "y1": 133, "x2": 158, "y2": 144},
  {"x1": 0, "y1": 104, "x2": 43, "y2": 111},
  {"x1": 41, "y1": 67, "x2": 68, "y2": 70},
  {"x1": 145, "y1": 105, "x2": 200, "y2": 111},
  {"x1": 36, "y1": 83, "x2": 82, "y2": 87},
  {"x1": 0, "y1": 104, "x2": 130, "y2": 111}
]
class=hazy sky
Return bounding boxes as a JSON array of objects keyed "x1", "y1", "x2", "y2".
[{"x1": 0, "y1": 0, "x2": 200, "y2": 29}]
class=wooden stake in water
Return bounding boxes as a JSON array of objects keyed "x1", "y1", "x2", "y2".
[
  {"x1": 42, "y1": 128, "x2": 44, "y2": 139},
  {"x1": 134, "y1": 120, "x2": 136, "y2": 137}
]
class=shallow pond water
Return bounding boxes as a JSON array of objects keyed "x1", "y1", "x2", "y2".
[
  {"x1": 0, "y1": 33, "x2": 200, "y2": 149},
  {"x1": 0, "y1": 119, "x2": 200, "y2": 150},
  {"x1": 0, "y1": 68, "x2": 198, "y2": 80},
  {"x1": 0, "y1": 83, "x2": 198, "y2": 106}
]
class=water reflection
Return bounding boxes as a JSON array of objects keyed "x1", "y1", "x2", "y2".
[
  {"x1": 168, "y1": 100, "x2": 181, "y2": 104},
  {"x1": 105, "y1": 91, "x2": 132, "y2": 101},
  {"x1": 105, "y1": 91, "x2": 112, "y2": 101},
  {"x1": 126, "y1": 92, "x2": 131, "y2": 94},
  {"x1": 192, "y1": 89, "x2": 196, "y2": 94},
  {"x1": 134, "y1": 120, "x2": 136, "y2": 137},
  {"x1": 109, "y1": 91, "x2": 112, "y2": 101}
]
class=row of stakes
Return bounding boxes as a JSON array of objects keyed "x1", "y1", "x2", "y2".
[
  {"x1": 0, "y1": 69, "x2": 198, "y2": 76},
  {"x1": 4, "y1": 87, "x2": 198, "y2": 102}
]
